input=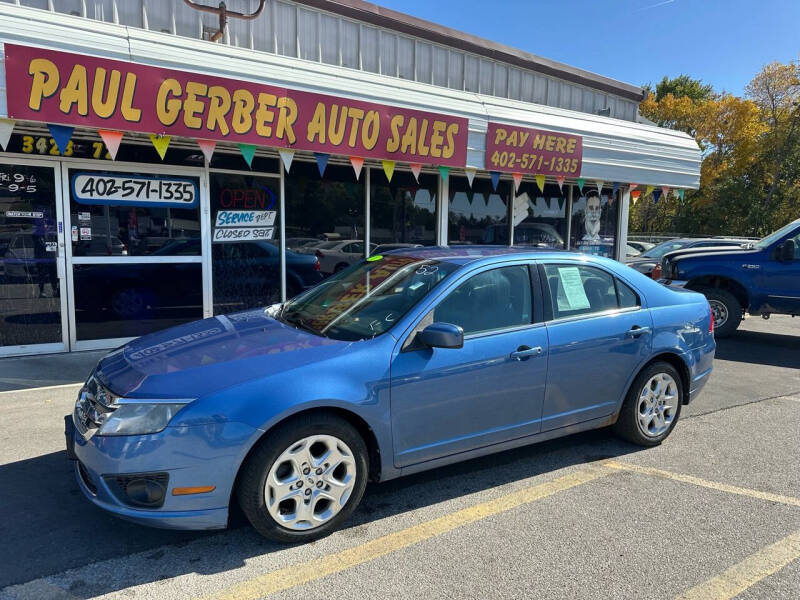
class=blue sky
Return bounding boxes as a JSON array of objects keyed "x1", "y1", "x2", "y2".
[{"x1": 376, "y1": 0, "x2": 799, "y2": 96}]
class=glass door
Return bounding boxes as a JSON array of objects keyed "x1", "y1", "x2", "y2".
[{"x1": 0, "y1": 158, "x2": 68, "y2": 356}]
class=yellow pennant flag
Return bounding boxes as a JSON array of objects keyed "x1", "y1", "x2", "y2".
[
  {"x1": 382, "y1": 160, "x2": 396, "y2": 182},
  {"x1": 149, "y1": 134, "x2": 171, "y2": 160},
  {"x1": 535, "y1": 174, "x2": 545, "y2": 193},
  {"x1": 645, "y1": 185, "x2": 654, "y2": 198}
]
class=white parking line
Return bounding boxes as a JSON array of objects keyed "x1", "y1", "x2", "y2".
[{"x1": 0, "y1": 382, "x2": 82, "y2": 396}]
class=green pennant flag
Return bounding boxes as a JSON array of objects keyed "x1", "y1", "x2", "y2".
[
  {"x1": 238, "y1": 143, "x2": 256, "y2": 168},
  {"x1": 438, "y1": 166, "x2": 450, "y2": 181},
  {"x1": 577, "y1": 178, "x2": 585, "y2": 193},
  {"x1": 678, "y1": 189, "x2": 685, "y2": 201}
]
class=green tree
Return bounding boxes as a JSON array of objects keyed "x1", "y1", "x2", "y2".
[{"x1": 644, "y1": 75, "x2": 714, "y2": 102}]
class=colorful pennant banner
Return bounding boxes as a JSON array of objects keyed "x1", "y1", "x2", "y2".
[
  {"x1": 196, "y1": 139, "x2": 216, "y2": 163},
  {"x1": 438, "y1": 166, "x2": 450, "y2": 181},
  {"x1": 645, "y1": 185, "x2": 654, "y2": 198},
  {"x1": 382, "y1": 160, "x2": 396, "y2": 182},
  {"x1": 314, "y1": 152, "x2": 329, "y2": 177},
  {"x1": 678, "y1": 189, "x2": 685, "y2": 201},
  {"x1": 535, "y1": 174, "x2": 545, "y2": 193},
  {"x1": 465, "y1": 167, "x2": 477, "y2": 188},
  {"x1": 512, "y1": 173, "x2": 522, "y2": 193},
  {"x1": 0, "y1": 118, "x2": 15, "y2": 151},
  {"x1": 239, "y1": 143, "x2": 256, "y2": 168},
  {"x1": 595, "y1": 180, "x2": 604, "y2": 195},
  {"x1": 48, "y1": 124, "x2": 74, "y2": 155},
  {"x1": 279, "y1": 149, "x2": 294, "y2": 173},
  {"x1": 98, "y1": 129, "x2": 123, "y2": 160},
  {"x1": 409, "y1": 163, "x2": 423, "y2": 183},
  {"x1": 652, "y1": 189, "x2": 662, "y2": 204},
  {"x1": 149, "y1": 134, "x2": 170, "y2": 160},
  {"x1": 349, "y1": 156, "x2": 364, "y2": 180},
  {"x1": 577, "y1": 177, "x2": 585, "y2": 193},
  {"x1": 556, "y1": 175, "x2": 566, "y2": 192},
  {"x1": 629, "y1": 183, "x2": 639, "y2": 191},
  {"x1": 490, "y1": 171, "x2": 500, "y2": 191},
  {"x1": 661, "y1": 186, "x2": 671, "y2": 199}
]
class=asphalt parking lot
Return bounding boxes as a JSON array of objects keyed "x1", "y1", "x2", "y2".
[{"x1": 0, "y1": 316, "x2": 798, "y2": 600}]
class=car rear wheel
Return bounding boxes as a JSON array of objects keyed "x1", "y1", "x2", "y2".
[
  {"x1": 699, "y1": 287, "x2": 742, "y2": 338},
  {"x1": 613, "y1": 361, "x2": 683, "y2": 446},
  {"x1": 236, "y1": 413, "x2": 368, "y2": 543}
]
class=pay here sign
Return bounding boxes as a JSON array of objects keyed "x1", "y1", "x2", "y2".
[{"x1": 485, "y1": 123, "x2": 582, "y2": 177}]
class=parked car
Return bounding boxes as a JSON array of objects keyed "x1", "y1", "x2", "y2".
[
  {"x1": 658, "y1": 218, "x2": 800, "y2": 337},
  {"x1": 67, "y1": 246, "x2": 715, "y2": 543},
  {"x1": 627, "y1": 240, "x2": 655, "y2": 254},
  {"x1": 306, "y1": 239, "x2": 377, "y2": 274},
  {"x1": 370, "y1": 243, "x2": 423, "y2": 255},
  {"x1": 626, "y1": 244, "x2": 641, "y2": 257},
  {"x1": 626, "y1": 238, "x2": 749, "y2": 277},
  {"x1": 286, "y1": 237, "x2": 323, "y2": 252}
]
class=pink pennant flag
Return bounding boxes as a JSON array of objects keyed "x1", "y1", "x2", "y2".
[
  {"x1": 409, "y1": 163, "x2": 423, "y2": 182},
  {"x1": 349, "y1": 156, "x2": 364, "y2": 180},
  {"x1": 556, "y1": 175, "x2": 566, "y2": 192},
  {"x1": 196, "y1": 139, "x2": 216, "y2": 163},
  {"x1": 512, "y1": 172, "x2": 523, "y2": 193},
  {"x1": 661, "y1": 186, "x2": 671, "y2": 199},
  {"x1": 629, "y1": 183, "x2": 639, "y2": 191},
  {"x1": 98, "y1": 129, "x2": 123, "y2": 160}
]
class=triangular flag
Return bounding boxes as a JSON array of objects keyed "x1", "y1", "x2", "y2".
[
  {"x1": 577, "y1": 177, "x2": 585, "y2": 193},
  {"x1": 381, "y1": 160, "x2": 395, "y2": 182},
  {"x1": 652, "y1": 189, "x2": 662, "y2": 204},
  {"x1": 556, "y1": 175, "x2": 566, "y2": 192},
  {"x1": 557, "y1": 197, "x2": 565, "y2": 210},
  {"x1": 438, "y1": 166, "x2": 450, "y2": 181},
  {"x1": 409, "y1": 163, "x2": 423, "y2": 182},
  {"x1": 48, "y1": 124, "x2": 74, "y2": 155},
  {"x1": 629, "y1": 183, "x2": 639, "y2": 191},
  {"x1": 149, "y1": 134, "x2": 170, "y2": 160},
  {"x1": 595, "y1": 180, "x2": 604, "y2": 195},
  {"x1": 678, "y1": 189, "x2": 685, "y2": 201},
  {"x1": 279, "y1": 149, "x2": 294, "y2": 173},
  {"x1": 465, "y1": 167, "x2": 477, "y2": 187},
  {"x1": 661, "y1": 186, "x2": 670, "y2": 199},
  {"x1": 196, "y1": 139, "x2": 216, "y2": 163},
  {"x1": 0, "y1": 118, "x2": 15, "y2": 151},
  {"x1": 612, "y1": 182, "x2": 620, "y2": 193},
  {"x1": 314, "y1": 152, "x2": 329, "y2": 177},
  {"x1": 631, "y1": 190, "x2": 642, "y2": 200},
  {"x1": 490, "y1": 171, "x2": 500, "y2": 191},
  {"x1": 535, "y1": 174, "x2": 545, "y2": 193},
  {"x1": 645, "y1": 185, "x2": 654, "y2": 197},
  {"x1": 512, "y1": 173, "x2": 522, "y2": 193},
  {"x1": 98, "y1": 129, "x2": 123, "y2": 160},
  {"x1": 349, "y1": 156, "x2": 364, "y2": 180},
  {"x1": 238, "y1": 143, "x2": 257, "y2": 168}
]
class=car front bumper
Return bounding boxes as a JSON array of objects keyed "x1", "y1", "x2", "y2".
[{"x1": 68, "y1": 416, "x2": 262, "y2": 530}]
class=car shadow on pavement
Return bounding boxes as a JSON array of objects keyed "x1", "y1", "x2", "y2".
[
  {"x1": 715, "y1": 328, "x2": 800, "y2": 369},
  {"x1": 1, "y1": 427, "x2": 642, "y2": 596}
]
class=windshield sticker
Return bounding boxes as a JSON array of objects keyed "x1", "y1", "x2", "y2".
[
  {"x1": 557, "y1": 267, "x2": 591, "y2": 311},
  {"x1": 367, "y1": 254, "x2": 383, "y2": 262}
]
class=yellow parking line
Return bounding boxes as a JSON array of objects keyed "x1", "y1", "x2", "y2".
[
  {"x1": 604, "y1": 461, "x2": 800, "y2": 507},
  {"x1": 204, "y1": 466, "x2": 612, "y2": 600},
  {"x1": 674, "y1": 529, "x2": 800, "y2": 600}
]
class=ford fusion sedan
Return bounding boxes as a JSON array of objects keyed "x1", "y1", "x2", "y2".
[{"x1": 66, "y1": 247, "x2": 715, "y2": 543}]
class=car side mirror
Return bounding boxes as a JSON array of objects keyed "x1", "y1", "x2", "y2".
[
  {"x1": 418, "y1": 322, "x2": 464, "y2": 349},
  {"x1": 778, "y1": 240, "x2": 796, "y2": 262}
]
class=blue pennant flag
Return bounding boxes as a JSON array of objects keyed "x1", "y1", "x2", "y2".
[
  {"x1": 652, "y1": 189, "x2": 662, "y2": 204},
  {"x1": 489, "y1": 171, "x2": 500, "y2": 191},
  {"x1": 314, "y1": 153, "x2": 330, "y2": 177},
  {"x1": 612, "y1": 182, "x2": 620, "y2": 193},
  {"x1": 47, "y1": 124, "x2": 74, "y2": 155}
]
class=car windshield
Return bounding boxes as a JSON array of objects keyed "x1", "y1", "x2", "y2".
[
  {"x1": 279, "y1": 255, "x2": 458, "y2": 341},
  {"x1": 642, "y1": 240, "x2": 690, "y2": 258},
  {"x1": 754, "y1": 220, "x2": 800, "y2": 249}
]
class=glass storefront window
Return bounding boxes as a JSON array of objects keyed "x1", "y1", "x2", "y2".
[
  {"x1": 370, "y1": 170, "x2": 437, "y2": 249},
  {"x1": 512, "y1": 182, "x2": 568, "y2": 248},
  {"x1": 67, "y1": 169, "x2": 201, "y2": 256},
  {"x1": 73, "y1": 263, "x2": 202, "y2": 340},
  {"x1": 210, "y1": 172, "x2": 292, "y2": 313},
  {"x1": 448, "y1": 176, "x2": 510, "y2": 245},
  {"x1": 570, "y1": 187, "x2": 620, "y2": 258}
]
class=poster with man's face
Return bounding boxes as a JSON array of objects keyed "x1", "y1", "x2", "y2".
[{"x1": 570, "y1": 190, "x2": 618, "y2": 258}]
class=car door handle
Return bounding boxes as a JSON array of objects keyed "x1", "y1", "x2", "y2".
[
  {"x1": 626, "y1": 326, "x2": 651, "y2": 338},
  {"x1": 510, "y1": 345, "x2": 543, "y2": 360}
]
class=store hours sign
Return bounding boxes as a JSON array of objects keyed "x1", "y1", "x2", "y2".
[{"x1": 71, "y1": 172, "x2": 198, "y2": 207}]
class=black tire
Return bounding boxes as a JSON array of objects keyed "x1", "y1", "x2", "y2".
[
  {"x1": 698, "y1": 287, "x2": 742, "y2": 338},
  {"x1": 613, "y1": 361, "x2": 684, "y2": 446},
  {"x1": 236, "y1": 413, "x2": 369, "y2": 543}
]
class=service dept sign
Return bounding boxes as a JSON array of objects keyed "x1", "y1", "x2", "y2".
[{"x1": 213, "y1": 210, "x2": 276, "y2": 243}]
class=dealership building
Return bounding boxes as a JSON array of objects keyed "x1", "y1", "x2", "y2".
[{"x1": 0, "y1": 0, "x2": 701, "y2": 356}]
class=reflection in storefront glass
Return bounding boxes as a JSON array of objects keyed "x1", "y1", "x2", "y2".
[
  {"x1": 370, "y1": 170, "x2": 437, "y2": 248},
  {"x1": 513, "y1": 182, "x2": 568, "y2": 248},
  {"x1": 448, "y1": 176, "x2": 510, "y2": 245},
  {"x1": 0, "y1": 164, "x2": 62, "y2": 348},
  {"x1": 570, "y1": 188, "x2": 619, "y2": 258}
]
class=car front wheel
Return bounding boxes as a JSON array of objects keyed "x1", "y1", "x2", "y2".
[
  {"x1": 613, "y1": 361, "x2": 683, "y2": 446},
  {"x1": 236, "y1": 413, "x2": 369, "y2": 543},
  {"x1": 698, "y1": 287, "x2": 742, "y2": 337}
]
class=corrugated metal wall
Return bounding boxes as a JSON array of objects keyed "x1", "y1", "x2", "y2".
[{"x1": 0, "y1": 0, "x2": 639, "y2": 121}]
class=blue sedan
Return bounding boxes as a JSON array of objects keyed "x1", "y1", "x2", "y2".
[{"x1": 67, "y1": 247, "x2": 715, "y2": 542}]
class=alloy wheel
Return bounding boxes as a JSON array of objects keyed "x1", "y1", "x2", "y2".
[
  {"x1": 708, "y1": 299, "x2": 728, "y2": 328},
  {"x1": 637, "y1": 373, "x2": 678, "y2": 438},
  {"x1": 264, "y1": 434, "x2": 357, "y2": 530}
]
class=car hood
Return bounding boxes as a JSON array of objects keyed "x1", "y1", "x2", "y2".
[
  {"x1": 95, "y1": 309, "x2": 348, "y2": 398},
  {"x1": 666, "y1": 246, "x2": 755, "y2": 263}
]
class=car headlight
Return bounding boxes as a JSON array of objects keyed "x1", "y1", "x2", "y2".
[{"x1": 97, "y1": 402, "x2": 188, "y2": 436}]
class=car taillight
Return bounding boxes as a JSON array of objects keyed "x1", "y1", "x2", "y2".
[
  {"x1": 314, "y1": 257, "x2": 320, "y2": 271},
  {"x1": 709, "y1": 303, "x2": 715, "y2": 334},
  {"x1": 651, "y1": 264, "x2": 662, "y2": 280}
]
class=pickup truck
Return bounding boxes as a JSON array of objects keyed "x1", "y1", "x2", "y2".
[{"x1": 658, "y1": 218, "x2": 800, "y2": 337}]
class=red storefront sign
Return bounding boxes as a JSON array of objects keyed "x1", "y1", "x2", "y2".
[
  {"x1": 4, "y1": 44, "x2": 468, "y2": 166},
  {"x1": 485, "y1": 122, "x2": 582, "y2": 177}
]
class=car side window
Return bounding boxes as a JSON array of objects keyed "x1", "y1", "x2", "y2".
[
  {"x1": 543, "y1": 264, "x2": 621, "y2": 319},
  {"x1": 790, "y1": 233, "x2": 800, "y2": 259},
  {"x1": 616, "y1": 279, "x2": 640, "y2": 309},
  {"x1": 434, "y1": 266, "x2": 532, "y2": 335}
]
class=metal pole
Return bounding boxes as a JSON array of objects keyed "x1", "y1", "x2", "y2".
[
  {"x1": 364, "y1": 166, "x2": 370, "y2": 258},
  {"x1": 279, "y1": 164, "x2": 287, "y2": 302}
]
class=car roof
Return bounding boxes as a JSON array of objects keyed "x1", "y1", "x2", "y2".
[{"x1": 382, "y1": 245, "x2": 593, "y2": 265}]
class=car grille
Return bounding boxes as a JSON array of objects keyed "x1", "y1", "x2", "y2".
[{"x1": 73, "y1": 375, "x2": 118, "y2": 439}]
